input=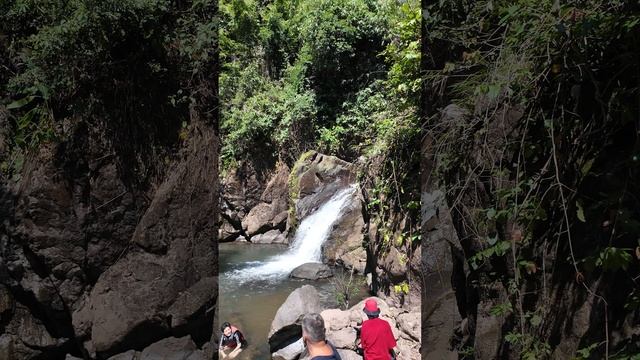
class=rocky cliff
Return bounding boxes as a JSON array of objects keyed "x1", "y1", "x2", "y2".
[{"x1": 0, "y1": 111, "x2": 218, "y2": 359}]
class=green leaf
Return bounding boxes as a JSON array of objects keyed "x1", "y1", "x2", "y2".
[
  {"x1": 580, "y1": 158, "x2": 595, "y2": 177},
  {"x1": 7, "y1": 96, "x2": 36, "y2": 110},
  {"x1": 530, "y1": 314, "x2": 542, "y2": 326},
  {"x1": 596, "y1": 247, "x2": 632, "y2": 272},
  {"x1": 576, "y1": 201, "x2": 586, "y2": 223}
]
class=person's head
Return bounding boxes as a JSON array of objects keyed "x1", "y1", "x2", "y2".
[
  {"x1": 301, "y1": 313, "x2": 326, "y2": 345},
  {"x1": 221, "y1": 322, "x2": 232, "y2": 336},
  {"x1": 363, "y1": 298, "x2": 380, "y2": 319}
]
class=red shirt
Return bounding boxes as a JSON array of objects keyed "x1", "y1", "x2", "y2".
[{"x1": 361, "y1": 317, "x2": 396, "y2": 360}]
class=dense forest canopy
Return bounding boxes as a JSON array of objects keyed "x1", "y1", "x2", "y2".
[{"x1": 219, "y1": 0, "x2": 420, "y2": 168}]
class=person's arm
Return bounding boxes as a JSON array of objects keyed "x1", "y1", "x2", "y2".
[
  {"x1": 232, "y1": 332, "x2": 241, "y2": 345},
  {"x1": 387, "y1": 323, "x2": 397, "y2": 358}
]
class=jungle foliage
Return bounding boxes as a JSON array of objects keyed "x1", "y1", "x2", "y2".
[
  {"x1": 0, "y1": 0, "x2": 217, "y2": 181},
  {"x1": 424, "y1": 0, "x2": 640, "y2": 357},
  {"x1": 220, "y1": 0, "x2": 421, "y2": 168}
]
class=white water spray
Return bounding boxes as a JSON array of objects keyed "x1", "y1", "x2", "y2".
[{"x1": 223, "y1": 185, "x2": 357, "y2": 286}]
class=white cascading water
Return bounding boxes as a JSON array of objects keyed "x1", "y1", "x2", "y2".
[{"x1": 223, "y1": 184, "x2": 357, "y2": 286}]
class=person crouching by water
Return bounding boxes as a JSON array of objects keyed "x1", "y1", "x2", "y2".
[
  {"x1": 357, "y1": 299, "x2": 397, "y2": 360},
  {"x1": 302, "y1": 313, "x2": 342, "y2": 359},
  {"x1": 219, "y1": 322, "x2": 247, "y2": 359}
]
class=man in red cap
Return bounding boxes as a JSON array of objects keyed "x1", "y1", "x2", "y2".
[{"x1": 358, "y1": 298, "x2": 397, "y2": 360}]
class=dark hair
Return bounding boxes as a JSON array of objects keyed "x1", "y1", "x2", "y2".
[
  {"x1": 221, "y1": 322, "x2": 231, "y2": 332},
  {"x1": 301, "y1": 313, "x2": 326, "y2": 343}
]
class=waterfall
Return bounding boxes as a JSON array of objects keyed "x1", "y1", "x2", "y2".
[{"x1": 222, "y1": 185, "x2": 357, "y2": 286}]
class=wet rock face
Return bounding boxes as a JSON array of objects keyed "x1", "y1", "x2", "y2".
[
  {"x1": 0, "y1": 118, "x2": 218, "y2": 359},
  {"x1": 288, "y1": 152, "x2": 366, "y2": 272}
]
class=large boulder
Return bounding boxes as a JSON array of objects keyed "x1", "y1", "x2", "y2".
[
  {"x1": 320, "y1": 309, "x2": 352, "y2": 331},
  {"x1": 397, "y1": 312, "x2": 420, "y2": 342},
  {"x1": 288, "y1": 152, "x2": 366, "y2": 271},
  {"x1": 290, "y1": 263, "x2": 333, "y2": 280},
  {"x1": 271, "y1": 337, "x2": 305, "y2": 360},
  {"x1": 139, "y1": 336, "x2": 207, "y2": 360},
  {"x1": 268, "y1": 285, "x2": 322, "y2": 352},
  {"x1": 236, "y1": 162, "x2": 290, "y2": 241},
  {"x1": 326, "y1": 327, "x2": 357, "y2": 350},
  {"x1": 250, "y1": 229, "x2": 287, "y2": 244}
]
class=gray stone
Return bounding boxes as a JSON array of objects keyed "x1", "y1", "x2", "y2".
[
  {"x1": 326, "y1": 327, "x2": 357, "y2": 350},
  {"x1": 106, "y1": 350, "x2": 139, "y2": 360},
  {"x1": 397, "y1": 312, "x2": 420, "y2": 341},
  {"x1": 290, "y1": 263, "x2": 333, "y2": 280},
  {"x1": 272, "y1": 337, "x2": 304, "y2": 360},
  {"x1": 336, "y1": 349, "x2": 361, "y2": 360},
  {"x1": 251, "y1": 229, "x2": 287, "y2": 244},
  {"x1": 320, "y1": 309, "x2": 351, "y2": 331},
  {"x1": 139, "y1": 336, "x2": 203, "y2": 360},
  {"x1": 269, "y1": 285, "x2": 322, "y2": 352}
]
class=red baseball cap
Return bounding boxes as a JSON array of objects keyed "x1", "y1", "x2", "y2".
[{"x1": 363, "y1": 298, "x2": 380, "y2": 316}]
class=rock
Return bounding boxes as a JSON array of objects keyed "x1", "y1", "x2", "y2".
[
  {"x1": 272, "y1": 337, "x2": 304, "y2": 360},
  {"x1": 167, "y1": 277, "x2": 218, "y2": 330},
  {"x1": 242, "y1": 202, "x2": 278, "y2": 236},
  {"x1": 107, "y1": 350, "x2": 139, "y2": 360},
  {"x1": 221, "y1": 162, "x2": 265, "y2": 218},
  {"x1": 0, "y1": 84, "x2": 218, "y2": 359},
  {"x1": 261, "y1": 162, "x2": 291, "y2": 205},
  {"x1": 66, "y1": 355, "x2": 84, "y2": 360},
  {"x1": 269, "y1": 285, "x2": 322, "y2": 352},
  {"x1": 396, "y1": 337, "x2": 421, "y2": 360},
  {"x1": 380, "y1": 247, "x2": 406, "y2": 280},
  {"x1": 290, "y1": 263, "x2": 333, "y2": 280},
  {"x1": 251, "y1": 229, "x2": 287, "y2": 244},
  {"x1": 16, "y1": 305, "x2": 61, "y2": 349},
  {"x1": 288, "y1": 152, "x2": 366, "y2": 271},
  {"x1": 326, "y1": 327, "x2": 357, "y2": 350},
  {"x1": 336, "y1": 248, "x2": 367, "y2": 274},
  {"x1": 71, "y1": 123, "x2": 218, "y2": 357},
  {"x1": 0, "y1": 333, "x2": 41, "y2": 359},
  {"x1": 289, "y1": 152, "x2": 354, "y2": 219},
  {"x1": 139, "y1": 336, "x2": 206, "y2": 360},
  {"x1": 320, "y1": 309, "x2": 351, "y2": 331},
  {"x1": 473, "y1": 282, "x2": 508, "y2": 360},
  {"x1": 218, "y1": 219, "x2": 241, "y2": 242},
  {"x1": 337, "y1": 349, "x2": 362, "y2": 360},
  {"x1": 0, "y1": 285, "x2": 13, "y2": 321},
  {"x1": 237, "y1": 162, "x2": 290, "y2": 237},
  {"x1": 397, "y1": 312, "x2": 420, "y2": 341}
]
